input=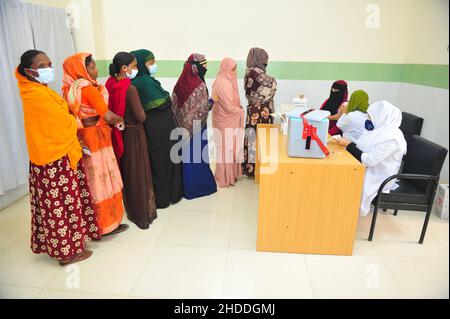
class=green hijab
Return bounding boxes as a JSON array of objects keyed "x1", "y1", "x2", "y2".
[
  {"x1": 130, "y1": 49, "x2": 169, "y2": 111},
  {"x1": 347, "y1": 90, "x2": 369, "y2": 113}
]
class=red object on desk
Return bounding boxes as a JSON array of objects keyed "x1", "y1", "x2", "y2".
[{"x1": 300, "y1": 110, "x2": 330, "y2": 156}]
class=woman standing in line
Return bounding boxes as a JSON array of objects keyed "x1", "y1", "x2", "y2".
[
  {"x1": 105, "y1": 52, "x2": 157, "y2": 229},
  {"x1": 62, "y1": 53, "x2": 128, "y2": 236},
  {"x1": 212, "y1": 58, "x2": 245, "y2": 188},
  {"x1": 16, "y1": 50, "x2": 100, "y2": 265},
  {"x1": 171, "y1": 53, "x2": 217, "y2": 199},
  {"x1": 242, "y1": 48, "x2": 277, "y2": 177},
  {"x1": 130, "y1": 49, "x2": 184, "y2": 208}
]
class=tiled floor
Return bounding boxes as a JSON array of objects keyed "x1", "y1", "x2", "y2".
[{"x1": 0, "y1": 178, "x2": 448, "y2": 299}]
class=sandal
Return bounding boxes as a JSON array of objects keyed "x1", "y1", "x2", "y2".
[
  {"x1": 103, "y1": 224, "x2": 129, "y2": 236},
  {"x1": 59, "y1": 250, "x2": 93, "y2": 266}
]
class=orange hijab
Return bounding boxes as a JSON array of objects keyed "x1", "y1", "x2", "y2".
[
  {"x1": 15, "y1": 68, "x2": 82, "y2": 170},
  {"x1": 61, "y1": 53, "x2": 108, "y2": 124}
]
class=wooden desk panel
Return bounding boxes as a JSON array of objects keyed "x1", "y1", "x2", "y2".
[{"x1": 256, "y1": 125, "x2": 365, "y2": 256}]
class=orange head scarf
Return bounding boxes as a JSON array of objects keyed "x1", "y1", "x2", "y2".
[
  {"x1": 61, "y1": 53, "x2": 108, "y2": 121},
  {"x1": 15, "y1": 68, "x2": 82, "y2": 170}
]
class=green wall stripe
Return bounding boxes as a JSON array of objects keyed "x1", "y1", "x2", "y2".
[
  {"x1": 96, "y1": 60, "x2": 448, "y2": 89},
  {"x1": 402, "y1": 64, "x2": 449, "y2": 89}
]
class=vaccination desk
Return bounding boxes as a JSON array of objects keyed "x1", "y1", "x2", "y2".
[{"x1": 255, "y1": 124, "x2": 365, "y2": 256}]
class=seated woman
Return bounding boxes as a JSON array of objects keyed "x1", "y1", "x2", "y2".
[
  {"x1": 15, "y1": 50, "x2": 100, "y2": 265},
  {"x1": 336, "y1": 90, "x2": 370, "y2": 142},
  {"x1": 320, "y1": 80, "x2": 348, "y2": 135},
  {"x1": 62, "y1": 53, "x2": 127, "y2": 236},
  {"x1": 172, "y1": 53, "x2": 217, "y2": 199},
  {"x1": 337, "y1": 100, "x2": 407, "y2": 216},
  {"x1": 105, "y1": 52, "x2": 157, "y2": 229}
]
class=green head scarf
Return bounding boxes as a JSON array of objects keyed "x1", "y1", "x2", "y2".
[
  {"x1": 130, "y1": 49, "x2": 169, "y2": 111},
  {"x1": 347, "y1": 90, "x2": 369, "y2": 113}
]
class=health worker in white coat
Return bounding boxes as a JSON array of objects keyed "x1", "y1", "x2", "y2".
[{"x1": 338, "y1": 100, "x2": 407, "y2": 216}]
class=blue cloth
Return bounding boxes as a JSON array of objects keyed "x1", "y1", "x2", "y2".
[{"x1": 181, "y1": 125, "x2": 217, "y2": 199}]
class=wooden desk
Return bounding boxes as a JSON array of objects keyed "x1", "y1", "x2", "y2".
[{"x1": 256, "y1": 124, "x2": 365, "y2": 256}]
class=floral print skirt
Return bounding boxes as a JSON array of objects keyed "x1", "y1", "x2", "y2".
[
  {"x1": 243, "y1": 102, "x2": 274, "y2": 177},
  {"x1": 29, "y1": 155, "x2": 101, "y2": 261}
]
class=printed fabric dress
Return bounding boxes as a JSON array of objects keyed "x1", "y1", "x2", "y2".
[{"x1": 242, "y1": 66, "x2": 277, "y2": 177}]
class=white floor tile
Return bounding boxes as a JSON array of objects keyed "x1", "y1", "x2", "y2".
[
  {"x1": 0, "y1": 236, "x2": 61, "y2": 287},
  {"x1": 222, "y1": 249, "x2": 314, "y2": 299},
  {"x1": 358, "y1": 214, "x2": 449, "y2": 258},
  {"x1": 130, "y1": 244, "x2": 227, "y2": 299},
  {"x1": 228, "y1": 213, "x2": 258, "y2": 250},
  {"x1": 0, "y1": 200, "x2": 30, "y2": 234},
  {"x1": 36, "y1": 289, "x2": 124, "y2": 299},
  {"x1": 45, "y1": 242, "x2": 154, "y2": 296},
  {"x1": 172, "y1": 187, "x2": 236, "y2": 213},
  {"x1": 110, "y1": 209, "x2": 173, "y2": 244},
  {"x1": 232, "y1": 179, "x2": 259, "y2": 214},
  {"x1": 0, "y1": 231, "x2": 26, "y2": 252},
  {"x1": 305, "y1": 255, "x2": 405, "y2": 299},
  {"x1": 0, "y1": 284, "x2": 41, "y2": 299},
  {"x1": 382, "y1": 256, "x2": 449, "y2": 299},
  {"x1": 158, "y1": 210, "x2": 232, "y2": 248},
  {"x1": 351, "y1": 240, "x2": 379, "y2": 256}
]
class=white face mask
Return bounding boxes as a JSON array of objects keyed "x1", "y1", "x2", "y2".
[
  {"x1": 126, "y1": 68, "x2": 138, "y2": 80},
  {"x1": 148, "y1": 64, "x2": 157, "y2": 76},
  {"x1": 31, "y1": 67, "x2": 55, "y2": 84}
]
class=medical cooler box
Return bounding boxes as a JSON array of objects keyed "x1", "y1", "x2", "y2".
[{"x1": 287, "y1": 108, "x2": 331, "y2": 159}]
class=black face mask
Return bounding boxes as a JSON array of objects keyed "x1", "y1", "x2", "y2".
[
  {"x1": 197, "y1": 63, "x2": 207, "y2": 82},
  {"x1": 322, "y1": 83, "x2": 348, "y2": 115}
]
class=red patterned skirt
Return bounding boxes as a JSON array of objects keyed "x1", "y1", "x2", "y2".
[{"x1": 29, "y1": 155, "x2": 101, "y2": 261}]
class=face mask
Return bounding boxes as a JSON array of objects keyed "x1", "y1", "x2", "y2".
[
  {"x1": 31, "y1": 67, "x2": 55, "y2": 84},
  {"x1": 148, "y1": 64, "x2": 157, "y2": 76},
  {"x1": 126, "y1": 68, "x2": 138, "y2": 80},
  {"x1": 197, "y1": 64, "x2": 207, "y2": 79},
  {"x1": 365, "y1": 119, "x2": 375, "y2": 131}
]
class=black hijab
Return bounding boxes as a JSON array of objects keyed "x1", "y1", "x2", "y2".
[{"x1": 321, "y1": 80, "x2": 348, "y2": 114}]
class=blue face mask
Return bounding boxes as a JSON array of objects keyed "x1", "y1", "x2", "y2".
[
  {"x1": 148, "y1": 64, "x2": 157, "y2": 76},
  {"x1": 365, "y1": 119, "x2": 375, "y2": 131}
]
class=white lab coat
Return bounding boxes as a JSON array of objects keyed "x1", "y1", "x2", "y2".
[
  {"x1": 356, "y1": 101, "x2": 407, "y2": 216},
  {"x1": 336, "y1": 110, "x2": 369, "y2": 143}
]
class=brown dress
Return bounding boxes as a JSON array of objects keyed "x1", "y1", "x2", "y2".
[
  {"x1": 243, "y1": 67, "x2": 277, "y2": 177},
  {"x1": 120, "y1": 85, "x2": 157, "y2": 229}
]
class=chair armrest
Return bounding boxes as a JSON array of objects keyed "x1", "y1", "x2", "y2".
[{"x1": 374, "y1": 174, "x2": 440, "y2": 204}]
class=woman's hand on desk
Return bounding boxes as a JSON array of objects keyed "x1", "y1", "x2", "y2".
[{"x1": 337, "y1": 137, "x2": 352, "y2": 147}]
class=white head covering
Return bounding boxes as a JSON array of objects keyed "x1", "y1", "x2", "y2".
[{"x1": 357, "y1": 100, "x2": 407, "y2": 155}]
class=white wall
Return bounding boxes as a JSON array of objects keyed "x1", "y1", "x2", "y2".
[
  {"x1": 404, "y1": 0, "x2": 449, "y2": 64},
  {"x1": 92, "y1": 0, "x2": 417, "y2": 62}
]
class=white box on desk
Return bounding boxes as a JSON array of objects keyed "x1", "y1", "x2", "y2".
[
  {"x1": 432, "y1": 183, "x2": 449, "y2": 220},
  {"x1": 287, "y1": 108, "x2": 330, "y2": 159}
]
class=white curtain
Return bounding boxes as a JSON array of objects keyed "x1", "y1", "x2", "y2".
[
  {"x1": 26, "y1": 3, "x2": 75, "y2": 93},
  {"x1": 0, "y1": 0, "x2": 74, "y2": 207}
]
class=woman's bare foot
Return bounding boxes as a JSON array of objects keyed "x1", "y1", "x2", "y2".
[{"x1": 59, "y1": 250, "x2": 93, "y2": 266}]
